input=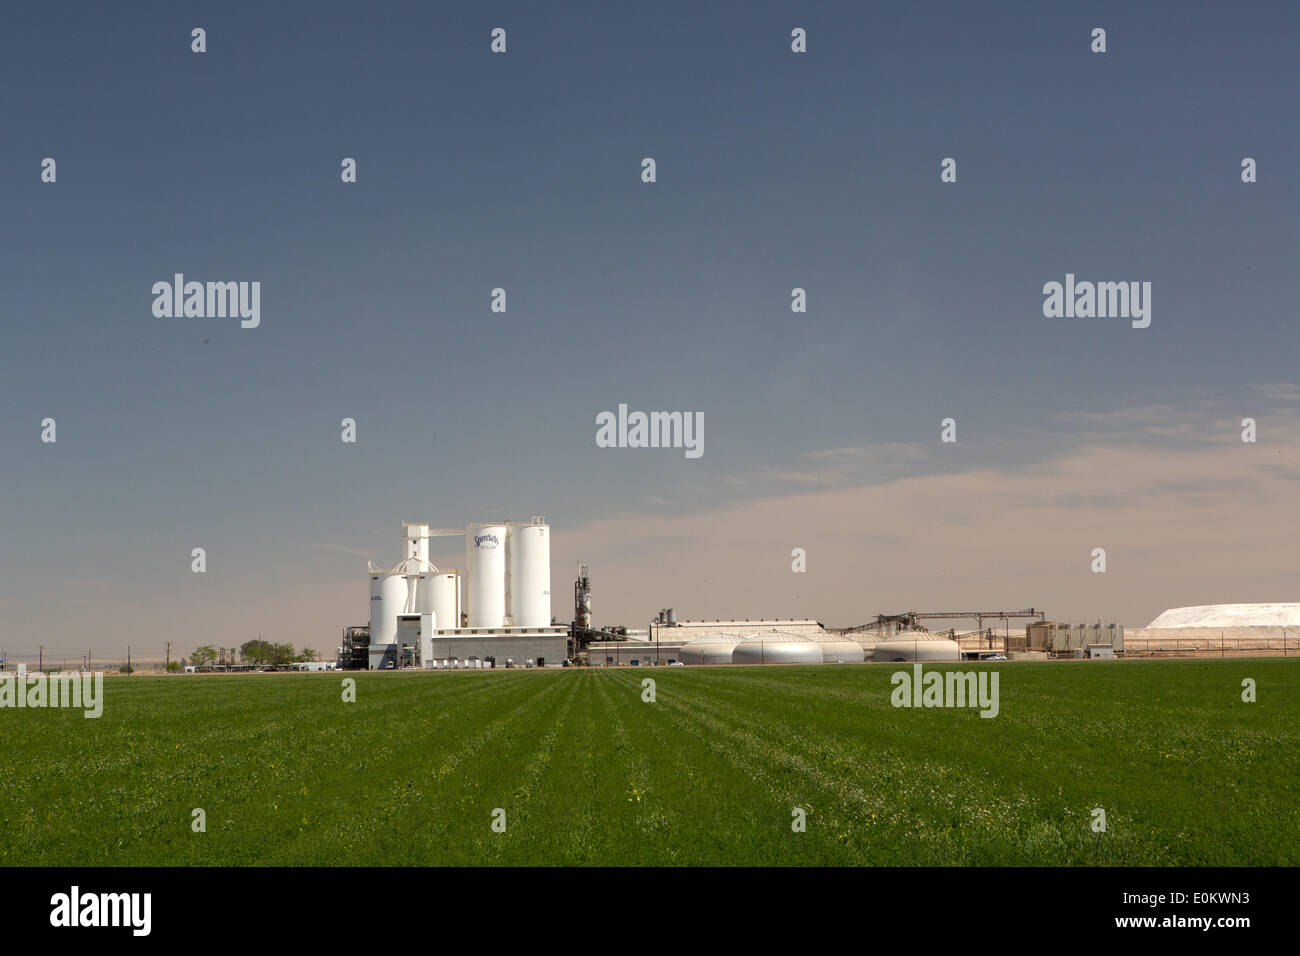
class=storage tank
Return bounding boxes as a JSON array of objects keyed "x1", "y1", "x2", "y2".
[
  {"x1": 847, "y1": 630, "x2": 888, "y2": 653},
  {"x1": 409, "y1": 572, "x2": 432, "y2": 614},
  {"x1": 467, "y1": 524, "x2": 507, "y2": 627},
  {"x1": 809, "y1": 634, "x2": 866, "y2": 663},
  {"x1": 369, "y1": 573, "x2": 408, "y2": 647},
  {"x1": 510, "y1": 519, "x2": 551, "y2": 628},
  {"x1": 678, "y1": 634, "x2": 742, "y2": 665},
  {"x1": 731, "y1": 632, "x2": 824, "y2": 666},
  {"x1": 430, "y1": 571, "x2": 461, "y2": 632},
  {"x1": 871, "y1": 632, "x2": 961, "y2": 662}
]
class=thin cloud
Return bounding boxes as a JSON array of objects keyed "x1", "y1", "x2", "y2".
[{"x1": 1249, "y1": 382, "x2": 1300, "y2": 404}]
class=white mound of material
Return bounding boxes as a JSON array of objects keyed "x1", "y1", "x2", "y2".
[{"x1": 1147, "y1": 604, "x2": 1300, "y2": 629}]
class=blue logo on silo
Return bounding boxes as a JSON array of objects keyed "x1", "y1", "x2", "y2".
[{"x1": 474, "y1": 534, "x2": 499, "y2": 547}]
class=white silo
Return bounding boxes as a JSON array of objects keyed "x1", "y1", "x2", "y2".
[
  {"x1": 409, "y1": 572, "x2": 434, "y2": 614},
  {"x1": 430, "y1": 571, "x2": 461, "y2": 630},
  {"x1": 467, "y1": 524, "x2": 507, "y2": 627},
  {"x1": 510, "y1": 518, "x2": 551, "y2": 628},
  {"x1": 369, "y1": 572, "x2": 408, "y2": 647}
]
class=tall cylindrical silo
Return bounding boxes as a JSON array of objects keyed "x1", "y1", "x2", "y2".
[
  {"x1": 431, "y1": 571, "x2": 461, "y2": 631},
  {"x1": 369, "y1": 573, "x2": 407, "y2": 647},
  {"x1": 510, "y1": 520, "x2": 551, "y2": 628},
  {"x1": 467, "y1": 524, "x2": 507, "y2": 627},
  {"x1": 411, "y1": 572, "x2": 434, "y2": 614}
]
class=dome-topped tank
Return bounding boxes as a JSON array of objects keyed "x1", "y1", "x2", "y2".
[
  {"x1": 808, "y1": 633, "x2": 865, "y2": 663},
  {"x1": 678, "y1": 634, "x2": 743, "y2": 665},
  {"x1": 731, "y1": 632, "x2": 824, "y2": 665},
  {"x1": 871, "y1": 631, "x2": 960, "y2": 662}
]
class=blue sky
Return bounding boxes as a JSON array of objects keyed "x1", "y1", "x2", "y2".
[{"x1": 2, "y1": 1, "x2": 1297, "y2": 661}]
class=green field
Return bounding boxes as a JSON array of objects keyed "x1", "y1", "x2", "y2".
[{"x1": 2, "y1": 660, "x2": 1296, "y2": 865}]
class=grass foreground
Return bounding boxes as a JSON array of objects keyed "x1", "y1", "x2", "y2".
[{"x1": 1, "y1": 659, "x2": 1296, "y2": 865}]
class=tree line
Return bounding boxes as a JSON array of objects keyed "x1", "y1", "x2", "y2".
[{"x1": 188, "y1": 642, "x2": 320, "y2": 666}]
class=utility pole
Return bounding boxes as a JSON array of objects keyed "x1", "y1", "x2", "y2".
[
  {"x1": 127, "y1": 646, "x2": 132, "y2": 673},
  {"x1": 165, "y1": 642, "x2": 172, "y2": 671},
  {"x1": 38, "y1": 645, "x2": 44, "y2": 673}
]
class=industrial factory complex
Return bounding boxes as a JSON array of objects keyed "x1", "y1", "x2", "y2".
[
  {"x1": 350, "y1": 518, "x2": 568, "y2": 671},
  {"x1": 339, "y1": 518, "x2": 1298, "y2": 670}
]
